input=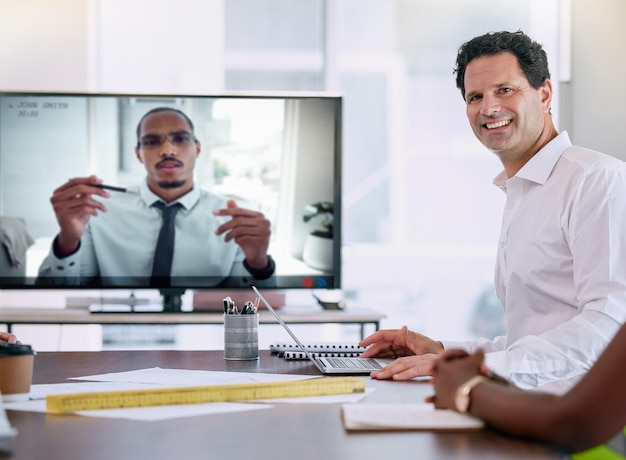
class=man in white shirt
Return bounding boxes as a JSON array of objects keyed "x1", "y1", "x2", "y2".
[
  {"x1": 38, "y1": 107, "x2": 275, "y2": 288},
  {"x1": 359, "y1": 31, "x2": 626, "y2": 393}
]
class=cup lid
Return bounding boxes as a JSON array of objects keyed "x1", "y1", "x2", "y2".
[{"x1": 0, "y1": 342, "x2": 36, "y2": 356}]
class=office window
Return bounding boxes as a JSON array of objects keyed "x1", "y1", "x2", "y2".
[{"x1": 224, "y1": 0, "x2": 325, "y2": 91}]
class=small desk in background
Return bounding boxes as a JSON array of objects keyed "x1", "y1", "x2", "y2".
[
  {"x1": 0, "y1": 306, "x2": 384, "y2": 339},
  {"x1": 5, "y1": 350, "x2": 560, "y2": 460}
]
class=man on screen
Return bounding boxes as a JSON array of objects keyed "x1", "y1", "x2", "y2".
[{"x1": 37, "y1": 107, "x2": 275, "y2": 287}]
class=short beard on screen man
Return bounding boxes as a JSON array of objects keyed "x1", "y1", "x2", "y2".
[{"x1": 157, "y1": 179, "x2": 187, "y2": 189}]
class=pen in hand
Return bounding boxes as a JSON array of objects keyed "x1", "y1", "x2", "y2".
[{"x1": 93, "y1": 184, "x2": 127, "y2": 193}]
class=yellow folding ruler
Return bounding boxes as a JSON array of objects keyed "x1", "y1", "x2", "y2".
[{"x1": 46, "y1": 377, "x2": 366, "y2": 413}]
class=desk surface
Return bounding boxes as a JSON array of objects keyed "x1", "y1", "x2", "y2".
[{"x1": 5, "y1": 350, "x2": 559, "y2": 460}]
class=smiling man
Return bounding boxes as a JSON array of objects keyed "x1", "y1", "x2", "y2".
[
  {"x1": 38, "y1": 107, "x2": 275, "y2": 288},
  {"x1": 463, "y1": 51, "x2": 557, "y2": 177},
  {"x1": 359, "y1": 31, "x2": 626, "y2": 393}
]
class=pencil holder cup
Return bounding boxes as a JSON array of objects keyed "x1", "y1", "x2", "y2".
[
  {"x1": 0, "y1": 343, "x2": 36, "y2": 402},
  {"x1": 223, "y1": 314, "x2": 259, "y2": 361}
]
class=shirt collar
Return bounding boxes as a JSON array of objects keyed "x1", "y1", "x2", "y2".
[
  {"x1": 493, "y1": 131, "x2": 572, "y2": 191},
  {"x1": 138, "y1": 179, "x2": 200, "y2": 210}
]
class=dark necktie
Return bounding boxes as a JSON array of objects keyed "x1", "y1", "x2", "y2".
[{"x1": 151, "y1": 202, "x2": 182, "y2": 282}]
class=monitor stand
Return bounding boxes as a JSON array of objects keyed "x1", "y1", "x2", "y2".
[
  {"x1": 159, "y1": 288, "x2": 186, "y2": 312},
  {"x1": 86, "y1": 290, "x2": 186, "y2": 313},
  {"x1": 311, "y1": 292, "x2": 345, "y2": 310},
  {"x1": 69, "y1": 292, "x2": 153, "y2": 312}
]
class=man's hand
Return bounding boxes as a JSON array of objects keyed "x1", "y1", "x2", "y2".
[
  {"x1": 357, "y1": 326, "x2": 444, "y2": 380},
  {"x1": 370, "y1": 354, "x2": 439, "y2": 380},
  {"x1": 0, "y1": 332, "x2": 20, "y2": 345},
  {"x1": 428, "y1": 348, "x2": 487, "y2": 409},
  {"x1": 213, "y1": 199, "x2": 271, "y2": 268},
  {"x1": 50, "y1": 175, "x2": 110, "y2": 257},
  {"x1": 359, "y1": 325, "x2": 443, "y2": 358}
]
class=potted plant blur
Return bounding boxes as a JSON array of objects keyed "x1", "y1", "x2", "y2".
[{"x1": 302, "y1": 201, "x2": 333, "y2": 271}]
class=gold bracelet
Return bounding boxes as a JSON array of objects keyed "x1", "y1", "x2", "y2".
[{"x1": 454, "y1": 375, "x2": 489, "y2": 413}]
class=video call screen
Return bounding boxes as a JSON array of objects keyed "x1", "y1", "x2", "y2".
[{"x1": 0, "y1": 92, "x2": 342, "y2": 290}]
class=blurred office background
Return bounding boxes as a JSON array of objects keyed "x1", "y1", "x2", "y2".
[{"x1": 1, "y1": 0, "x2": 625, "y2": 350}]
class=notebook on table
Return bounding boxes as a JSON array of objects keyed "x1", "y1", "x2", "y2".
[
  {"x1": 252, "y1": 286, "x2": 393, "y2": 375},
  {"x1": 270, "y1": 342, "x2": 367, "y2": 358},
  {"x1": 282, "y1": 351, "x2": 363, "y2": 360}
]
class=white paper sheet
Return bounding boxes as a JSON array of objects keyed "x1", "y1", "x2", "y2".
[
  {"x1": 341, "y1": 403, "x2": 484, "y2": 431},
  {"x1": 69, "y1": 367, "x2": 316, "y2": 386}
]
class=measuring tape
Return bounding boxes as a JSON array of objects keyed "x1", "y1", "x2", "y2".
[{"x1": 46, "y1": 377, "x2": 366, "y2": 413}]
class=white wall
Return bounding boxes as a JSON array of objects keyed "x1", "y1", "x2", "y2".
[
  {"x1": 565, "y1": 0, "x2": 626, "y2": 160},
  {"x1": 0, "y1": 0, "x2": 224, "y2": 93},
  {"x1": 96, "y1": 0, "x2": 224, "y2": 93},
  {"x1": 0, "y1": 0, "x2": 90, "y2": 90}
]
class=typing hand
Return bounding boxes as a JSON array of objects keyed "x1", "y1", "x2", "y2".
[
  {"x1": 359, "y1": 326, "x2": 443, "y2": 358},
  {"x1": 369, "y1": 353, "x2": 438, "y2": 380}
]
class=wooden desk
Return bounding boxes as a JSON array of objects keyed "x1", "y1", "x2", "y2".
[
  {"x1": 0, "y1": 306, "x2": 384, "y2": 339},
  {"x1": 4, "y1": 350, "x2": 559, "y2": 460}
]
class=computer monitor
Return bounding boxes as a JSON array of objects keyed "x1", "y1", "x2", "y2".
[{"x1": 0, "y1": 91, "x2": 342, "y2": 308}]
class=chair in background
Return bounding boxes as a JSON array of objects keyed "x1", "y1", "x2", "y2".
[{"x1": 0, "y1": 216, "x2": 35, "y2": 282}]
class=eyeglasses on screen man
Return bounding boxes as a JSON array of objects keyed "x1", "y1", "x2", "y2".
[{"x1": 138, "y1": 131, "x2": 197, "y2": 149}]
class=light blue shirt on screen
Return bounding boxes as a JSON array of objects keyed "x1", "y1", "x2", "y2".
[{"x1": 37, "y1": 180, "x2": 274, "y2": 287}]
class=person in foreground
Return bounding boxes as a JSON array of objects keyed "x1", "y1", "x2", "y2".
[
  {"x1": 0, "y1": 332, "x2": 20, "y2": 344},
  {"x1": 359, "y1": 30, "x2": 626, "y2": 393},
  {"x1": 429, "y1": 321, "x2": 626, "y2": 455},
  {"x1": 37, "y1": 107, "x2": 275, "y2": 287}
]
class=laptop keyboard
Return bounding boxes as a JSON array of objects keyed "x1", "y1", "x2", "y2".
[{"x1": 325, "y1": 357, "x2": 383, "y2": 370}]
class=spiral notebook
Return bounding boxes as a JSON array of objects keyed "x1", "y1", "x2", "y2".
[
  {"x1": 269, "y1": 342, "x2": 367, "y2": 358},
  {"x1": 282, "y1": 351, "x2": 362, "y2": 360},
  {"x1": 253, "y1": 286, "x2": 393, "y2": 375}
]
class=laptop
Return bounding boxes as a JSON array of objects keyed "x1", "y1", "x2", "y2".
[{"x1": 252, "y1": 286, "x2": 394, "y2": 375}]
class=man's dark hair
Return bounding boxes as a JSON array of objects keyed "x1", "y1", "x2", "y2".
[
  {"x1": 135, "y1": 107, "x2": 195, "y2": 147},
  {"x1": 453, "y1": 30, "x2": 550, "y2": 100}
]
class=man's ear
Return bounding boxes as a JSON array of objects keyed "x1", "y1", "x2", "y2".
[
  {"x1": 195, "y1": 140, "x2": 202, "y2": 157},
  {"x1": 134, "y1": 147, "x2": 144, "y2": 164},
  {"x1": 540, "y1": 79, "x2": 553, "y2": 113}
]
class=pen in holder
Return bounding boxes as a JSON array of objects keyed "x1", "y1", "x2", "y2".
[{"x1": 223, "y1": 297, "x2": 259, "y2": 361}]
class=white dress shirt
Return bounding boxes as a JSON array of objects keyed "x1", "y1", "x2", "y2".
[
  {"x1": 37, "y1": 180, "x2": 274, "y2": 288},
  {"x1": 443, "y1": 132, "x2": 626, "y2": 394}
]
